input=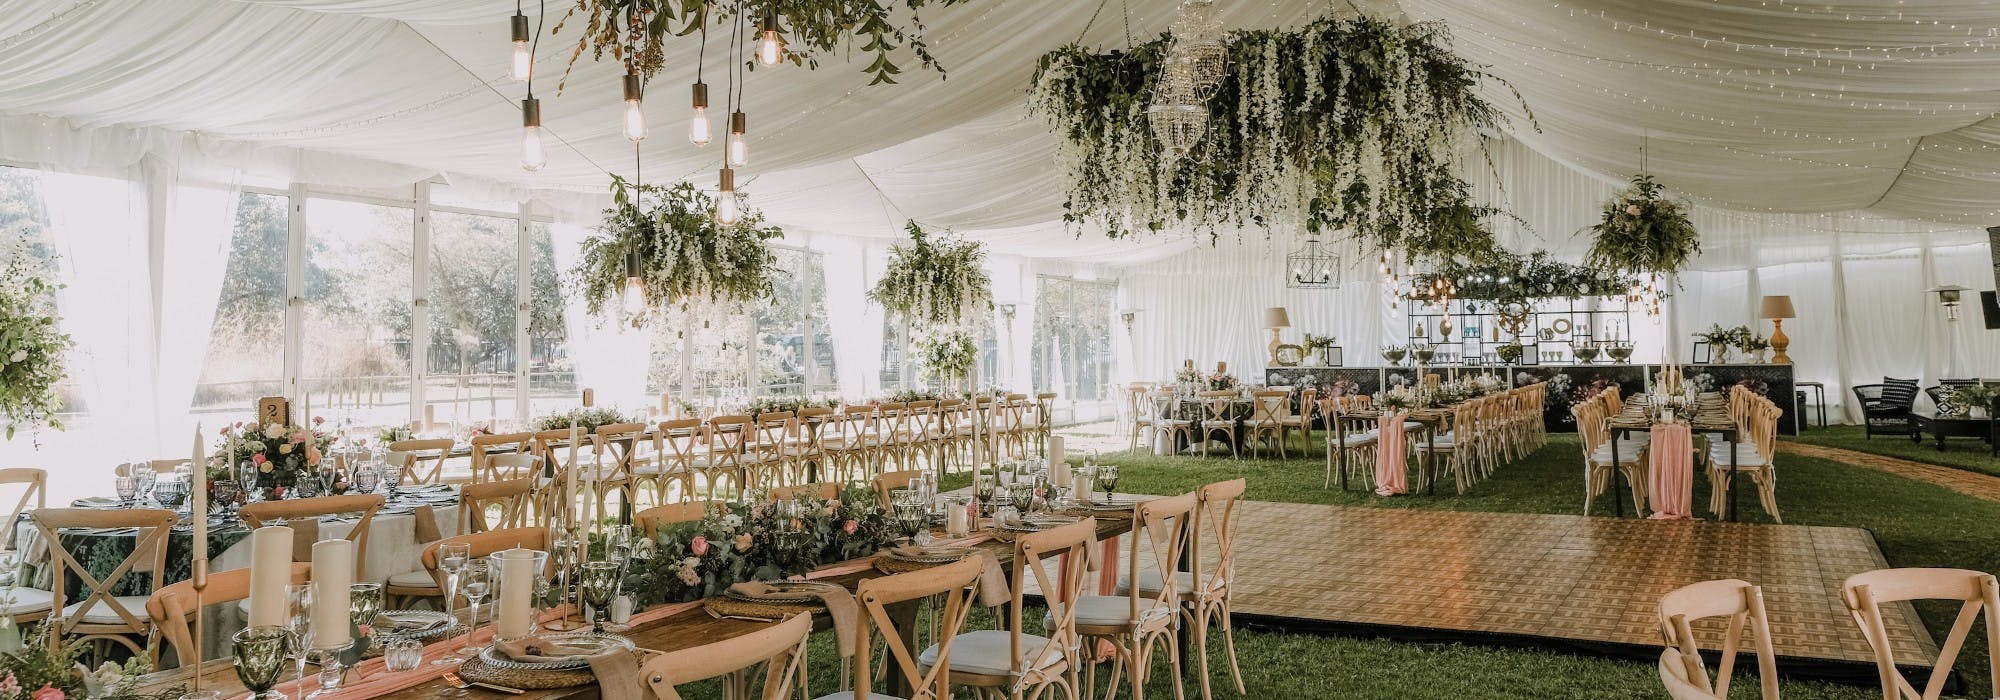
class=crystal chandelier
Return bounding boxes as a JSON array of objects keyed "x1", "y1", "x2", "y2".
[
  {"x1": 1146, "y1": 85, "x2": 1207, "y2": 160},
  {"x1": 1286, "y1": 236, "x2": 1341, "y2": 289},
  {"x1": 1149, "y1": 0, "x2": 1228, "y2": 160}
]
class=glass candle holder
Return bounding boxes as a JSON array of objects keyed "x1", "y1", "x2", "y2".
[{"x1": 382, "y1": 638, "x2": 423, "y2": 672}]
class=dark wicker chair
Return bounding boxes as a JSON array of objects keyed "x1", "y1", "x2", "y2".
[{"x1": 1851, "y1": 377, "x2": 1920, "y2": 439}]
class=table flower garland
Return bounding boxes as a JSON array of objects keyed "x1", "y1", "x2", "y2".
[
  {"x1": 0, "y1": 624, "x2": 178, "y2": 700},
  {"x1": 215, "y1": 420, "x2": 337, "y2": 493},
  {"x1": 623, "y1": 487, "x2": 900, "y2": 607}
]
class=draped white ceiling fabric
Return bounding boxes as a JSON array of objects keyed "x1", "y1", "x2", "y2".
[{"x1": 3, "y1": 0, "x2": 1999, "y2": 260}]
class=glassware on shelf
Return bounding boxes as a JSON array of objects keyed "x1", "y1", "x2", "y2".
[{"x1": 231, "y1": 625, "x2": 292, "y2": 700}]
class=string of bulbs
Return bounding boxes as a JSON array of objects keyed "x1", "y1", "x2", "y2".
[{"x1": 509, "y1": 0, "x2": 788, "y2": 227}]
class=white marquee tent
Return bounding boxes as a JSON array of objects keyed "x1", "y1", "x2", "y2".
[{"x1": 2, "y1": 0, "x2": 1998, "y2": 500}]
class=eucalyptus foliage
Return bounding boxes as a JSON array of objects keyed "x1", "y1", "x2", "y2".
[
  {"x1": 574, "y1": 176, "x2": 781, "y2": 327},
  {"x1": 1585, "y1": 174, "x2": 1701, "y2": 277},
  {"x1": 866, "y1": 220, "x2": 991, "y2": 329},
  {"x1": 553, "y1": 0, "x2": 970, "y2": 87},
  {"x1": 1029, "y1": 15, "x2": 1524, "y2": 260}
]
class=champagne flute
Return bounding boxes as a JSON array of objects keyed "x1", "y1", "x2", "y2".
[
  {"x1": 433, "y1": 543, "x2": 471, "y2": 664},
  {"x1": 232, "y1": 625, "x2": 292, "y2": 700},
  {"x1": 578, "y1": 561, "x2": 619, "y2": 634},
  {"x1": 457, "y1": 561, "x2": 489, "y2": 657},
  {"x1": 284, "y1": 584, "x2": 313, "y2": 700}
]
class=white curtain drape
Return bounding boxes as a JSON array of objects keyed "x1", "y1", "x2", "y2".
[
  {"x1": 549, "y1": 221, "x2": 649, "y2": 411},
  {"x1": 40, "y1": 170, "x2": 149, "y2": 441},
  {"x1": 155, "y1": 169, "x2": 243, "y2": 439},
  {"x1": 816, "y1": 236, "x2": 882, "y2": 399}
]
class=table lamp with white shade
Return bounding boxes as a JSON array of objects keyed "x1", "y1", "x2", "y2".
[
  {"x1": 1759, "y1": 295, "x2": 1796, "y2": 364},
  {"x1": 1263, "y1": 307, "x2": 1291, "y2": 362}
]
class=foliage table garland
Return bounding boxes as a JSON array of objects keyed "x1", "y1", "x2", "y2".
[{"x1": 1029, "y1": 14, "x2": 1525, "y2": 264}]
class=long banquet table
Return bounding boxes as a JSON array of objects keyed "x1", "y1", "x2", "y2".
[{"x1": 125, "y1": 505, "x2": 1142, "y2": 700}]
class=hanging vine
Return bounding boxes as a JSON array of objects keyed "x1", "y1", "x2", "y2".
[
  {"x1": 553, "y1": 0, "x2": 971, "y2": 88},
  {"x1": 866, "y1": 220, "x2": 992, "y2": 329},
  {"x1": 573, "y1": 176, "x2": 783, "y2": 327},
  {"x1": 1029, "y1": 15, "x2": 1529, "y2": 263}
]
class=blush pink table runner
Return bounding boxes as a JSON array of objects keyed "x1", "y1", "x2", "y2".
[
  {"x1": 1647, "y1": 422, "x2": 1694, "y2": 520},
  {"x1": 1374, "y1": 413, "x2": 1409, "y2": 496}
]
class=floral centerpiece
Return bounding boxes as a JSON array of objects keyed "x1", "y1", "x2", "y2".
[
  {"x1": 1206, "y1": 373, "x2": 1238, "y2": 392},
  {"x1": 574, "y1": 178, "x2": 782, "y2": 328},
  {"x1": 745, "y1": 396, "x2": 839, "y2": 418},
  {"x1": 1586, "y1": 174, "x2": 1701, "y2": 278},
  {"x1": 1375, "y1": 386, "x2": 1417, "y2": 412},
  {"x1": 1948, "y1": 383, "x2": 1998, "y2": 417},
  {"x1": 533, "y1": 407, "x2": 635, "y2": 433},
  {"x1": 374, "y1": 425, "x2": 413, "y2": 447},
  {"x1": 623, "y1": 486, "x2": 899, "y2": 606},
  {"x1": 1172, "y1": 367, "x2": 1205, "y2": 386},
  {"x1": 915, "y1": 329, "x2": 979, "y2": 389},
  {"x1": 0, "y1": 255, "x2": 71, "y2": 442},
  {"x1": 881, "y1": 389, "x2": 942, "y2": 404},
  {"x1": 1736, "y1": 333, "x2": 1771, "y2": 362},
  {"x1": 0, "y1": 624, "x2": 174, "y2": 700},
  {"x1": 216, "y1": 419, "x2": 336, "y2": 495},
  {"x1": 1320, "y1": 379, "x2": 1362, "y2": 398},
  {"x1": 1696, "y1": 324, "x2": 1756, "y2": 363},
  {"x1": 1735, "y1": 378, "x2": 1770, "y2": 397}
]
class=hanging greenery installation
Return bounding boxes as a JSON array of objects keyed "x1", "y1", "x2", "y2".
[
  {"x1": 573, "y1": 176, "x2": 782, "y2": 327},
  {"x1": 554, "y1": 0, "x2": 971, "y2": 87},
  {"x1": 1029, "y1": 14, "x2": 1526, "y2": 262},
  {"x1": 1410, "y1": 249, "x2": 1642, "y2": 305},
  {"x1": 867, "y1": 220, "x2": 992, "y2": 329},
  {"x1": 1585, "y1": 174, "x2": 1701, "y2": 277},
  {"x1": 0, "y1": 255, "x2": 69, "y2": 440}
]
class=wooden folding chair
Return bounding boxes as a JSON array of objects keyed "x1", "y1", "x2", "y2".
[
  {"x1": 821, "y1": 557, "x2": 983, "y2": 700},
  {"x1": 0, "y1": 468, "x2": 51, "y2": 623},
  {"x1": 239, "y1": 494, "x2": 385, "y2": 579},
  {"x1": 462, "y1": 478, "x2": 535, "y2": 533},
  {"x1": 387, "y1": 438, "x2": 454, "y2": 485},
  {"x1": 469, "y1": 432, "x2": 534, "y2": 484},
  {"x1": 1842, "y1": 568, "x2": 2000, "y2": 700},
  {"x1": 1074, "y1": 493, "x2": 1193, "y2": 700},
  {"x1": 921, "y1": 518, "x2": 1092, "y2": 699},
  {"x1": 642, "y1": 612, "x2": 811, "y2": 700},
  {"x1": 1656, "y1": 579, "x2": 1780, "y2": 700}
]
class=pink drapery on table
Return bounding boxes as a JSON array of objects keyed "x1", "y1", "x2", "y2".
[
  {"x1": 1647, "y1": 422, "x2": 1694, "y2": 520},
  {"x1": 1374, "y1": 413, "x2": 1408, "y2": 497}
]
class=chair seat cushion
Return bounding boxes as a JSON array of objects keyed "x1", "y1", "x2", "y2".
[
  {"x1": 387, "y1": 570, "x2": 440, "y2": 590},
  {"x1": 1335, "y1": 431, "x2": 1379, "y2": 447},
  {"x1": 1706, "y1": 443, "x2": 1770, "y2": 467},
  {"x1": 1047, "y1": 595, "x2": 1168, "y2": 628},
  {"x1": 61, "y1": 596, "x2": 151, "y2": 624},
  {"x1": 917, "y1": 630, "x2": 1060, "y2": 677},
  {"x1": 0, "y1": 587, "x2": 53, "y2": 615},
  {"x1": 1115, "y1": 571, "x2": 1195, "y2": 597},
  {"x1": 812, "y1": 693, "x2": 907, "y2": 700},
  {"x1": 1589, "y1": 445, "x2": 1642, "y2": 465}
]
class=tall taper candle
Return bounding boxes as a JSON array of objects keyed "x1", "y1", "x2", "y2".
[
  {"x1": 191, "y1": 425, "x2": 207, "y2": 566},
  {"x1": 495, "y1": 548, "x2": 535, "y2": 639},
  {"x1": 246, "y1": 526, "x2": 293, "y2": 627},
  {"x1": 566, "y1": 421, "x2": 580, "y2": 526},
  {"x1": 310, "y1": 539, "x2": 354, "y2": 649}
]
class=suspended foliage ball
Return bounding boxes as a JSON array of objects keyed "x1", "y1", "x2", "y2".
[
  {"x1": 1585, "y1": 174, "x2": 1701, "y2": 277},
  {"x1": 574, "y1": 176, "x2": 782, "y2": 327},
  {"x1": 867, "y1": 220, "x2": 992, "y2": 330},
  {"x1": 0, "y1": 257, "x2": 70, "y2": 441}
]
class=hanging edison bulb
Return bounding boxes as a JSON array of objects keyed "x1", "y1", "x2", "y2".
[
  {"x1": 621, "y1": 72, "x2": 647, "y2": 141},
  {"x1": 520, "y1": 98, "x2": 546, "y2": 172},
  {"x1": 510, "y1": 11, "x2": 533, "y2": 81},
  {"x1": 688, "y1": 82, "x2": 711, "y2": 146},
  {"x1": 621, "y1": 248, "x2": 646, "y2": 314},
  {"x1": 727, "y1": 111, "x2": 748, "y2": 167},
  {"x1": 756, "y1": 13, "x2": 784, "y2": 67},
  {"x1": 715, "y1": 168, "x2": 741, "y2": 225}
]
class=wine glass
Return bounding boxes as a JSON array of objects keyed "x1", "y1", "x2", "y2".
[
  {"x1": 232, "y1": 625, "x2": 292, "y2": 700},
  {"x1": 133, "y1": 468, "x2": 157, "y2": 505},
  {"x1": 239, "y1": 465, "x2": 261, "y2": 504},
  {"x1": 433, "y1": 543, "x2": 471, "y2": 664},
  {"x1": 578, "y1": 561, "x2": 619, "y2": 633},
  {"x1": 1084, "y1": 449, "x2": 1099, "y2": 473},
  {"x1": 457, "y1": 561, "x2": 489, "y2": 657},
  {"x1": 348, "y1": 582, "x2": 383, "y2": 639},
  {"x1": 153, "y1": 478, "x2": 188, "y2": 514},
  {"x1": 973, "y1": 475, "x2": 997, "y2": 516},
  {"x1": 1006, "y1": 481, "x2": 1036, "y2": 518},
  {"x1": 284, "y1": 584, "x2": 313, "y2": 700},
  {"x1": 352, "y1": 465, "x2": 379, "y2": 495},
  {"x1": 113, "y1": 476, "x2": 139, "y2": 506},
  {"x1": 211, "y1": 481, "x2": 240, "y2": 514},
  {"x1": 1098, "y1": 463, "x2": 1120, "y2": 501}
]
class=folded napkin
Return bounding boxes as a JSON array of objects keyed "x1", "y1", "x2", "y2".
[
  {"x1": 884, "y1": 546, "x2": 1011, "y2": 607},
  {"x1": 371, "y1": 612, "x2": 443, "y2": 634},
  {"x1": 72, "y1": 497, "x2": 121, "y2": 508},
  {"x1": 495, "y1": 637, "x2": 641, "y2": 700},
  {"x1": 725, "y1": 581, "x2": 860, "y2": 657}
]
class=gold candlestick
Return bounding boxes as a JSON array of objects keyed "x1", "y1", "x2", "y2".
[{"x1": 190, "y1": 558, "x2": 207, "y2": 692}]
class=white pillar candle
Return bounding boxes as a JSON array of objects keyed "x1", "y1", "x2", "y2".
[
  {"x1": 246, "y1": 526, "x2": 294, "y2": 627},
  {"x1": 495, "y1": 548, "x2": 536, "y2": 640},
  {"x1": 423, "y1": 404, "x2": 436, "y2": 432},
  {"x1": 566, "y1": 422, "x2": 580, "y2": 526},
  {"x1": 947, "y1": 503, "x2": 970, "y2": 538},
  {"x1": 1047, "y1": 435, "x2": 1068, "y2": 485},
  {"x1": 190, "y1": 426, "x2": 207, "y2": 559},
  {"x1": 310, "y1": 539, "x2": 354, "y2": 649}
]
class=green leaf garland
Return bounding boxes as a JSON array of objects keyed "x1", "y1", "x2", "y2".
[{"x1": 552, "y1": 0, "x2": 970, "y2": 88}]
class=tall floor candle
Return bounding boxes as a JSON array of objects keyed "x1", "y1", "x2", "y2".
[{"x1": 310, "y1": 539, "x2": 354, "y2": 649}]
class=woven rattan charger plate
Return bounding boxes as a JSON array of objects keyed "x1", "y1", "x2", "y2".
[
  {"x1": 703, "y1": 595, "x2": 826, "y2": 621},
  {"x1": 455, "y1": 651, "x2": 645, "y2": 690}
]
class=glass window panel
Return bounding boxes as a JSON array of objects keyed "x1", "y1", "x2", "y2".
[
  {"x1": 1032, "y1": 277, "x2": 1116, "y2": 421},
  {"x1": 193, "y1": 192, "x2": 289, "y2": 423},
  {"x1": 303, "y1": 198, "x2": 413, "y2": 429},
  {"x1": 755, "y1": 249, "x2": 838, "y2": 397},
  {"x1": 528, "y1": 222, "x2": 575, "y2": 419},
  {"x1": 427, "y1": 210, "x2": 519, "y2": 427}
]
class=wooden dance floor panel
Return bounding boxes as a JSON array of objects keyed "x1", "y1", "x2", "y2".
[{"x1": 1217, "y1": 502, "x2": 1937, "y2": 671}]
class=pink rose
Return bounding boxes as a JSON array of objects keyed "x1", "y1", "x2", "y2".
[
  {"x1": 733, "y1": 533, "x2": 754, "y2": 552},
  {"x1": 690, "y1": 535, "x2": 709, "y2": 556},
  {"x1": 842, "y1": 519, "x2": 858, "y2": 535},
  {"x1": 33, "y1": 683, "x2": 64, "y2": 700},
  {"x1": 272, "y1": 486, "x2": 286, "y2": 499},
  {"x1": 217, "y1": 426, "x2": 229, "y2": 436},
  {"x1": 313, "y1": 416, "x2": 325, "y2": 425},
  {"x1": 251, "y1": 453, "x2": 268, "y2": 466},
  {"x1": 290, "y1": 433, "x2": 308, "y2": 444}
]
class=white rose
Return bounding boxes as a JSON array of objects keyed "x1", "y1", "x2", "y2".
[
  {"x1": 7, "y1": 350, "x2": 24, "y2": 363},
  {"x1": 263, "y1": 423, "x2": 287, "y2": 439}
]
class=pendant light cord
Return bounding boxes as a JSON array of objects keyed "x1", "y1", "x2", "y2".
[{"x1": 525, "y1": 0, "x2": 544, "y2": 100}]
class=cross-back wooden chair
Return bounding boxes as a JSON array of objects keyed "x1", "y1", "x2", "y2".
[
  {"x1": 1073, "y1": 492, "x2": 1194, "y2": 700},
  {"x1": 794, "y1": 406, "x2": 836, "y2": 480},
  {"x1": 875, "y1": 402, "x2": 914, "y2": 472},
  {"x1": 1317, "y1": 397, "x2": 1378, "y2": 490},
  {"x1": 1842, "y1": 568, "x2": 2000, "y2": 700},
  {"x1": 0, "y1": 469, "x2": 51, "y2": 623},
  {"x1": 1197, "y1": 391, "x2": 1239, "y2": 459},
  {"x1": 634, "y1": 500, "x2": 726, "y2": 538},
  {"x1": 639, "y1": 419, "x2": 704, "y2": 507},
  {"x1": 419, "y1": 527, "x2": 552, "y2": 597},
  {"x1": 703, "y1": 415, "x2": 754, "y2": 500},
  {"x1": 1186, "y1": 478, "x2": 1248, "y2": 700},
  {"x1": 589, "y1": 422, "x2": 646, "y2": 524},
  {"x1": 820, "y1": 557, "x2": 983, "y2": 700},
  {"x1": 31, "y1": 508, "x2": 177, "y2": 658},
  {"x1": 820, "y1": 407, "x2": 878, "y2": 485},
  {"x1": 1245, "y1": 390, "x2": 1291, "y2": 459},
  {"x1": 1655, "y1": 579, "x2": 1780, "y2": 700},
  {"x1": 643, "y1": 612, "x2": 811, "y2": 700},
  {"x1": 469, "y1": 432, "x2": 534, "y2": 484},
  {"x1": 745, "y1": 412, "x2": 801, "y2": 490},
  {"x1": 871, "y1": 469, "x2": 925, "y2": 510},
  {"x1": 921, "y1": 518, "x2": 1093, "y2": 699},
  {"x1": 463, "y1": 477, "x2": 535, "y2": 533},
  {"x1": 147, "y1": 562, "x2": 311, "y2": 668},
  {"x1": 239, "y1": 494, "x2": 386, "y2": 579},
  {"x1": 1126, "y1": 384, "x2": 1156, "y2": 452},
  {"x1": 532, "y1": 428, "x2": 586, "y2": 525},
  {"x1": 387, "y1": 438, "x2": 454, "y2": 485}
]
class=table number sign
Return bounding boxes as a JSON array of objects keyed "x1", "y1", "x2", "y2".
[{"x1": 259, "y1": 396, "x2": 292, "y2": 427}]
